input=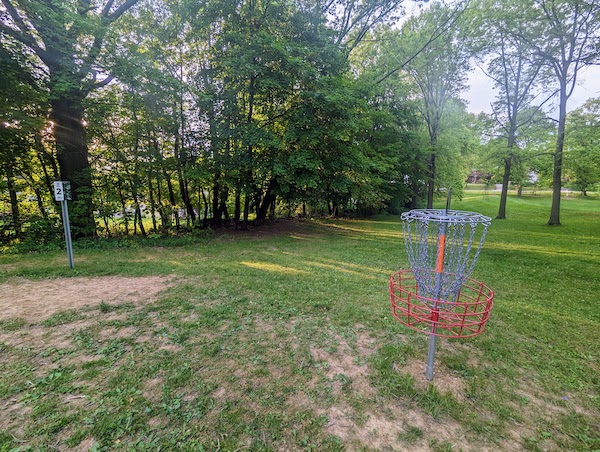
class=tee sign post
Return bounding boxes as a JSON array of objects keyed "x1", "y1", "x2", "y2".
[{"x1": 54, "y1": 181, "x2": 74, "y2": 269}]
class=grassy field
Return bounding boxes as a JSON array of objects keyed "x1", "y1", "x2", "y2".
[{"x1": 0, "y1": 194, "x2": 598, "y2": 451}]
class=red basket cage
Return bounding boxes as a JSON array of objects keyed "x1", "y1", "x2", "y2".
[{"x1": 389, "y1": 270, "x2": 494, "y2": 338}]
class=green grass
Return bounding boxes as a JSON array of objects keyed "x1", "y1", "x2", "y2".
[{"x1": 0, "y1": 193, "x2": 598, "y2": 450}]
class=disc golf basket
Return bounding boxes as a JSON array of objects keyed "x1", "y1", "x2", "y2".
[{"x1": 389, "y1": 199, "x2": 494, "y2": 380}]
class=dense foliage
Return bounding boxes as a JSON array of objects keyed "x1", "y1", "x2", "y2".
[{"x1": 1, "y1": 0, "x2": 599, "y2": 243}]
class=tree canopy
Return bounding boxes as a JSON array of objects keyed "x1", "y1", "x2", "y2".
[{"x1": 1, "y1": 0, "x2": 599, "y2": 244}]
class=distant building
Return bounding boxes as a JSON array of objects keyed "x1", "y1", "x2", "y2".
[{"x1": 466, "y1": 171, "x2": 491, "y2": 184}]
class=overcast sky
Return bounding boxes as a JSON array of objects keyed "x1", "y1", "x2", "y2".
[
  {"x1": 463, "y1": 61, "x2": 600, "y2": 115},
  {"x1": 399, "y1": 1, "x2": 600, "y2": 116}
]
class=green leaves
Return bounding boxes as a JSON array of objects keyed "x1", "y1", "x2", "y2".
[{"x1": 565, "y1": 98, "x2": 600, "y2": 193}]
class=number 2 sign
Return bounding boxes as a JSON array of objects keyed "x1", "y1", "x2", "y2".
[
  {"x1": 53, "y1": 181, "x2": 72, "y2": 201},
  {"x1": 53, "y1": 181, "x2": 65, "y2": 201}
]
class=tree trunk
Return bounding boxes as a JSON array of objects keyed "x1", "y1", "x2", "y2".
[
  {"x1": 212, "y1": 180, "x2": 222, "y2": 228},
  {"x1": 164, "y1": 169, "x2": 179, "y2": 229},
  {"x1": 50, "y1": 96, "x2": 96, "y2": 238},
  {"x1": 410, "y1": 175, "x2": 419, "y2": 209},
  {"x1": 102, "y1": 215, "x2": 110, "y2": 235},
  {"x1": 234, "y1": 187, "x2": 241, "y2": 229},
  {"x1": 135, "y1": 204, "x2": 146, "y2": 236},
  {"x1": 34, "y1": 187, "x2": 48, "y2": 220},
  {"x1": 174, "y1": 134, "x2": 196, "y2": 226},
  {"x1": 331, "y1": 200, "x2": 339, "y2": 217},
  {"x1": 118, "y1": 186, "x2": 129, "y2": 235},
  {"x1": 426, "y1": 152, "x2": 436, "y2": 209},
  {"x1": 201, "y1": 188, "x2": 209, "y2": 228},
  {"x1": 496, "y1": 156, "x2": 512, "y2": 220},
  {"x1": 257, "y1": 180, "x2": 276, "y2": 223},
  {"x1": 150, "y1": 136, "x2": 169, "y2": 229},
  {"x1": 548, "y1": 88, "x2": 566, "y2": 226},
  {"x1": 185, "y1": 179, "x2": 195, "y2": 226},
  {"x1": 130, "y1": 179, "x2": 146, "y2": 237},
  {"x1": 148, "y1": 173, "x2": 158, "y2": 231},
  {"x1": 220, "y1": 188, "x2": 230, "y2": 221},
  {"x1": 5, "y1": 164, "x2": 21, "y2": 237},
  {"x1": 133, "y1": 206, "x2": 138, "y2": 235},
  {"x1": 35, "y1": 137, "x2": 56, "y2": 199},
  {"x1": 242, "y1": 193, "x2": 250, "y2": 230},
  {"x1": 156, "y1": 173, "x2": 169, "y2": 229},
  {"x1": 241, "y1": 71, "x2": 257, "y2": 231}
]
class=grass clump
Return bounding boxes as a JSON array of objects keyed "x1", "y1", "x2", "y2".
[
  {"x1": 398, "y1": 425, "x2": 424, "y2": 444},
  {"x1": 0, "y1": 318, "x2": 27, "y2": 332}
]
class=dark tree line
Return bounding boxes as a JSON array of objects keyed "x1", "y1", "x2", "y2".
[{"x1": 1, "y1": 0, "x2": 434, "y2": 240}]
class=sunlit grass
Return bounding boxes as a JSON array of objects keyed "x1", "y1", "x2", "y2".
[{"x1": 240, "y1": 261, "x2": 309, "y2": 275}]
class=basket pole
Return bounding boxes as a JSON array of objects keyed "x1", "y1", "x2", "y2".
[
  {"x1": 425, "y1": 325, "x2": 437, "y2": 380},
  {"x1": 425, "y1": 190, "x2": 451, "y2": 381},
  {"x1": 425, "y1": 228, "x2": 444, "y2": 380}
]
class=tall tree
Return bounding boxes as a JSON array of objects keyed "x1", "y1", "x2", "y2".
[
  {"x1": 401, "y1": 2, "x2": 471, "y2": 208},
  {"x1": 470, "y1": 0, "x2": 549, "y2": 219},
  {"x1": 519, "y1": 0, "x2": 600, "y2": 225},
  {"x1": 0, "y1": 0, "x2": 140, "y2": 236}
]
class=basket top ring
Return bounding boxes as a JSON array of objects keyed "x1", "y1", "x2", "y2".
[{"x1": 401, "y1": 209, "x2": 492, "y2": 226}]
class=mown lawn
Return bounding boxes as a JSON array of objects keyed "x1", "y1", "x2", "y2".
[{"x1": 0, "y1": 193, "x2": 598, "y2": 451}]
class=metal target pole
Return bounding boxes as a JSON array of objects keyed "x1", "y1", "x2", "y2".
[
  {"x1": 54, "y1": 181, "x2": 74, "y2": 269},
  {"x1": 61, "y1": 199, "x2": 74, "y2": 269},
  {"x1": 425, "y1": 190, "x2": 451, "y2": 381}
]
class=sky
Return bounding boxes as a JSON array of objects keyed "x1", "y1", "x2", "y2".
[
  {"x1": 399, "y1": 1, "x2": 600, "y2": 116},
  {"x1": 463, "y1": 64, "x2": 600, "y2": 115}
]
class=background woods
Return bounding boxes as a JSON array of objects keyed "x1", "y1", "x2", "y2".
[{"x1": 1, "y1": 0, "x2": 599, "y2": 242}]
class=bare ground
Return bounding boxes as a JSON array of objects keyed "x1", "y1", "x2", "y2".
[
  {"x1": 0, "y1": 276, "x2": 174, "y2": 323},
  {"x1": 307, "y1": 332, "x2": 519, "y2": 451}
]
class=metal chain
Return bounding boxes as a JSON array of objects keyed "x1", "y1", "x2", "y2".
[{"x1": 401, "y1": 209, "x2": 491, "y2": 309}]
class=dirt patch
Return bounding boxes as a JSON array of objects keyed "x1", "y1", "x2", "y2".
[
  {"x1": 309, "y1": 330, "x2": 377, "y2": 399},
  {"x1": 305, "y1": 330, "x2": 518, "y2": 450},
  {"x1": 324, "y1": 397, "x2": 521, "y2": 451},
  {"x1": 0, "y1": 398, "x2": 32, "y2": 440},
  {"x1": 355, "y1": 329, "x2": 378, "y2": 357},
  {"x1": 399, "y1": 357, "x2": 467, "y2": 401},
  {"x1": 0, "y1": 276, "x2": 174, "y2": 323},
  {"x1": 142, "y1": 376, "x2": 164, "y2": 403},
  {"x1": 311, "y1": 345, "x2": 372, "y2": 394},
  {"x1": 0, "y1": 322, "x2": 79, "y2": 350},
  {"x1": 75, "y1": 437, "x2": 98, "y2": 451}
]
